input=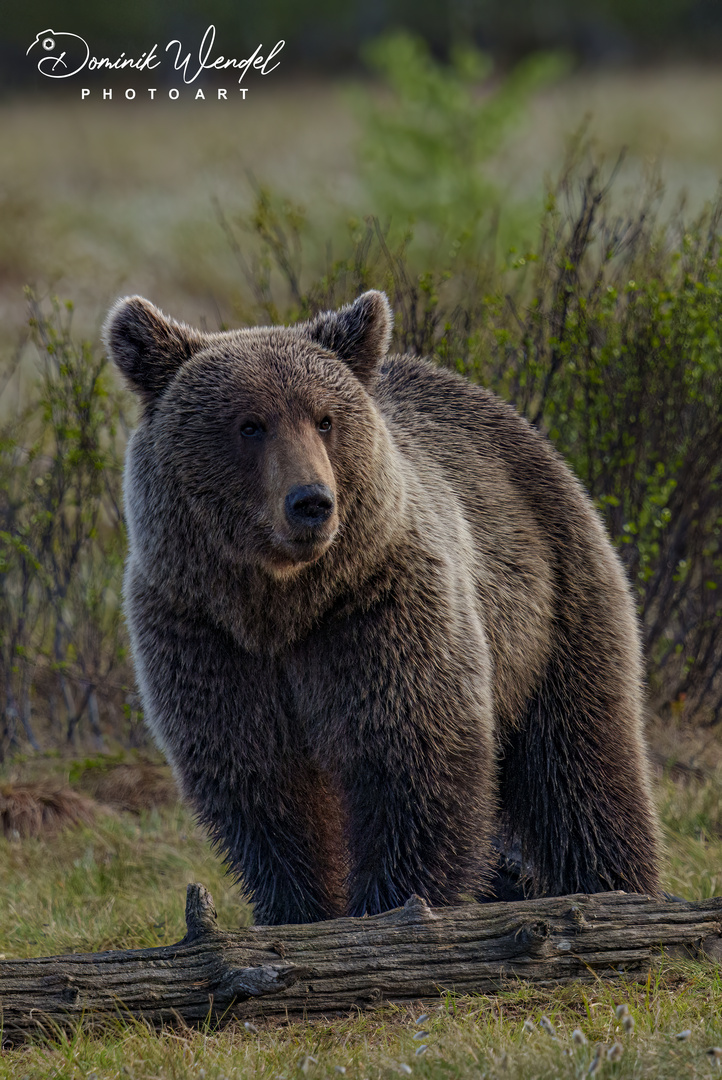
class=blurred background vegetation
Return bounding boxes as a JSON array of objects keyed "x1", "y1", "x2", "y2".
[{"x1": 1, "y1": 3, "x2": 722, "y2": 911}]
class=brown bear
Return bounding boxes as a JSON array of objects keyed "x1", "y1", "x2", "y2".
[{"x1": 103, "y1": 289, "x2": 660, "y2": 925}]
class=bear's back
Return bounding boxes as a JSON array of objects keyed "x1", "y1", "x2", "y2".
[
  {"x1": 374, "y1": 353, "x2": 637, "y2": 726},
  {"x1": 376, "y1": 353, "x2": 572, "y2": 498}
]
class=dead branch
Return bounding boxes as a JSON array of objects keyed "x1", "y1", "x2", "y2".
[{"x1": 1, "y1": 885, "x2": 720, "y2": 1042}]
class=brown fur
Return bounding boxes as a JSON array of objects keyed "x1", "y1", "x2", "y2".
[{"x1": 103, "y1": 290, "x2": 661, "y2": 925}]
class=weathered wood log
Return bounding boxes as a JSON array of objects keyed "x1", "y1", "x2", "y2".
[{"x1": 1, "y1": 884, "x2": 720, "y2": 1041}]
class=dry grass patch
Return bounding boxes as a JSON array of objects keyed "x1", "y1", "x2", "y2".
[
  {"x1": 77, "y1": 761, "x2": 178, "y2": 814},
  {"x1": 0, "y1": 781, "x2": 97, "y2": 839}
]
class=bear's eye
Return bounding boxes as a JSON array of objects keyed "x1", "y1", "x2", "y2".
[
  {"x1": 318, "y1": 417, "x2": 332, "y2": 433},
  {"x1": 240, "y1": 421, "x2": 263, "y2": 438}
]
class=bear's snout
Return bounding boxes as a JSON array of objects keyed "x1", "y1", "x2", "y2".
[{"x1": 285, "y1": 483, "x2": 335, "y2": 529}]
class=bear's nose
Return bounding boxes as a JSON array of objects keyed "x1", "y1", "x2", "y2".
[{"x1": 285, "y1": 484, "x2": 335, "y2": 529}]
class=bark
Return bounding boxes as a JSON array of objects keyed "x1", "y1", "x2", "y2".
[{"x1": 1, "y1": 885, "x2": 720, "y2": 1042}]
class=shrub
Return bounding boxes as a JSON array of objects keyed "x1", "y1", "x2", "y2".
[
  {"x1": 481, "y1": 163, "x2": 722, "y2": 722},
  {"x1": 0, "y1": 295, "x2": 131, "y2": 758}
]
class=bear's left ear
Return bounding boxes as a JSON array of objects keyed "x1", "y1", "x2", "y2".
[{"x1": 300, "y1": 290, "x2": 393, "y2": 383}]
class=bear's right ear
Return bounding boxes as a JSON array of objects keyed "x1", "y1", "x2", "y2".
[
  {"x1": 102, "y1": 296, "x2": 207, "y2": 403},
  {"x1": 300, "y1": 290, "x2": 393, "y2": 384}
]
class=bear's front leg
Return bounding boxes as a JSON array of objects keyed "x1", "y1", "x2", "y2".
[
  {"x1": 126, "y1": 566, "x2": 346, "y2": 925},
  {"x1": 299, "y1": 580, "x2": 497, "y2": 917}
]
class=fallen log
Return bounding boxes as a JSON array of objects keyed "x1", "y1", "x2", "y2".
[{"x1": 1, "y1": 884, "x2": 720, "y2": 1042}]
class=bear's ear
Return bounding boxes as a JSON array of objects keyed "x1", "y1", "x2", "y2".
[
  {"x1": 102, "y1": 296, "x2": 207, "y2": 403},
  {"x1": 301, "y1": 290, "x2": 393, "y2": 383}
]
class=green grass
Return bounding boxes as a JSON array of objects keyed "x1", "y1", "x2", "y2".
[
  {"x1": 1, "y1": 964, "x2": 721, "y2": 1078},
  {"x1": 0, "y1": 769, "x2": 721, "y2": 1077},
  {"x1": 0, "y1": 804, "x2": 250, "y2": 960},
  {"x1": 661, "y1": 772, "x2": 722, "y2": 902}
]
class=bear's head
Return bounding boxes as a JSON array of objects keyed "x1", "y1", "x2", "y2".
[{"x1": 103, "y1": 292, "x2": 396, "y2": 586}]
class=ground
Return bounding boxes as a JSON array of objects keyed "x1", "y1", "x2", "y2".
[{"x1": 0, "y1": 747, "x2": 721, "y2": 1078}]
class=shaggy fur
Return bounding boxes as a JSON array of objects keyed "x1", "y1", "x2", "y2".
[{"x1": 104, "y1": 290, "x2": 661, "y2": 925}]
